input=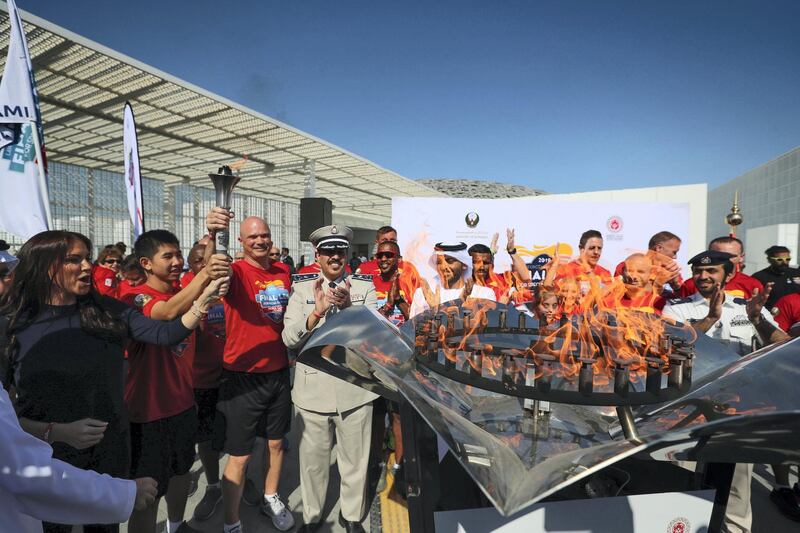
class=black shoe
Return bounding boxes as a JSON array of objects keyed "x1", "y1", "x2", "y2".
[
  {"x1": 770, "y1": 487, "x2": 800, "y2": 522},
  {"x1": 338, "y1": 511, "x2": 366, "y2": 533},
  {"x1": 297, "y1": 523, "x2": 320, "y2": 533},
  {"x1": 174, "y1": 522, "x2": 202, "y2": 533}
]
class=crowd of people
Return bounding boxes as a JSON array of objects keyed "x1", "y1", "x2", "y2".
[{"x1": 0, "y1": 209, "x2": 799, "y2": 533}]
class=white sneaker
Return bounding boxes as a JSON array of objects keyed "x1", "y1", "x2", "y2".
[{"x1": 260, "y1": 494, "x2": 295, "y2": 531}]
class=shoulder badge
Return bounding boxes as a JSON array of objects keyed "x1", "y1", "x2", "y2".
[
  {"x1": 292, "y1": 273, "x2": 319, "y2": 283},
  {"x1": 133, "y1": 293, "x2": 153, "y2": 308},
  {"x1": 351, "y1": 273, "x2": 373, "y2": 282}
]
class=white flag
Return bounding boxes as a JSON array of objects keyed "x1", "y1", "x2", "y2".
[
  {"x1": 0, "y1": 0, "x2": 52, "y2": 240},
  {"x1": 123, "y1": 102, "x2": 144, "y2": 239}
]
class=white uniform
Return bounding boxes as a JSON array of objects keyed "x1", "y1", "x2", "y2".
[
  {"x1": 663, "y1": 292, "x2": 779, "y2": 356},
  {"x1": 0, "y1": 387, "x2": 135, "y2": 532},
  {"x1": 409, "y1": 282, "x2": 496, "y2": 318},
  {"x1": 663, "y1": 292, "x2": 779, "y2": 533}
]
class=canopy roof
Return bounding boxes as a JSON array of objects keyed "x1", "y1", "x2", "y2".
[{"x1": 0, "y1": 5, "x2": 442, "y2": 223}]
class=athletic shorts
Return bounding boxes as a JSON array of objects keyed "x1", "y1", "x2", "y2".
[
  {"x1": 130, "y1": 407, "x2": 197, "y2": 497},
  {"x1": 214, "y1": 368, "x2": 292, "y2": 456},
  {"x1": 194, "y1": 388, "x2": 219, "y2": 443}
]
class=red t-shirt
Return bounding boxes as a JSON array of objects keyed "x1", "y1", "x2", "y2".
[
  {"x1": 195, "y1": 301, "x2": 225, "y2": 388},
  {"x1": 273, "y1": 261, "x2": 291, "y2": 275},
  {"x1": 372, "y1": 273, "x2": 412, "y2": 326},
  {"x1": 680, "y1": 272, "x2": 763, "y2": 299},
  {"x1": 180, "y1": 271, "x2": 195, "y2": 289},
  {"x1": 117, "y1": 280, "x2": 141, "y2": 301},
  {"x1": 123, "y1": 284, "x2": 195, "y2": 423},
  {"x1": 223, "y1": 260, "x2": 291, "y2": 373},
  {"x1": 616, "y1": 291, "x2": 666, "y2": 314},
  {"x1": 773, "y1": 293, "x2": 800, "y2": 333},
  {"x1": 556, "y1": 261, "x2": 612, "y2": 282},
  {"x1": 92, "y1": 264, "x2": 118, "y2": 298}
]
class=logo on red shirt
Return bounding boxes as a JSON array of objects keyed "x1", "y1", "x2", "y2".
[{"x1": 254, "y1": 279, "x2": 289, "y2": 323}]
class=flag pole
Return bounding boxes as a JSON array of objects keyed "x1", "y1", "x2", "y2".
[{"x1": 29, "y1": 124, "x2": 53, "y2": 229}]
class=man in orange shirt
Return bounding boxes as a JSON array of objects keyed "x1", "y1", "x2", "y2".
[
  {"x1": 680, "y1": 236, "x2": 762, "y2": 299},
  {"x1": 357, "y1": 225, "x2": 421, "y2": 289},
  {"x1": 546, "y1": 229, "x2": 611, "y2": 290},
  {"x1": 613, "y1": 253, "x2": 665, "y2": 314},
  {"x1": 613, "y1": 231, "x2": 683, "y2": 295}
]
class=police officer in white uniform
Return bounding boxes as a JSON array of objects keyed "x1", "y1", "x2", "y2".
[
  {"x1": 282, "y1": 225, "x2": 377, "y2": 533},
  {"x1": 663, "y1": 250, "x2": 789, "y2": 533}
]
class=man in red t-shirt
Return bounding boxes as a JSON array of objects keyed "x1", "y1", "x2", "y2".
[
  {"x1": 680, "y1": 236, "x2": 763, "y2": 299},
  {"x1": 205, "y1": 211, "x2": 295, "y2": 532},
  {"x1": 613, "y1": 231, "x2": 683, "y2": 296},
  {"x1": 773, "y1": 293, "x2": 800, "y2": 336},
  {"x1": 123, "y1": 229, "x2": 229, "y2": 533},
  {"x1": 547, "y1": 229, "x2": 612, "y2": 295},
  {"x1": 612, "y1": 253, "x2": 665, "y2": 314}
]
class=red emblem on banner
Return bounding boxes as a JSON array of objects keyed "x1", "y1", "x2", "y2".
[
  {"x1": 667, "y1": 517, "x2": 690, "y2": 533},
  {"x1": 607, "y1": 215, "x2": 623, "y2": 233}
]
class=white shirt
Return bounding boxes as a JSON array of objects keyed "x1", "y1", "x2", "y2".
[
  {"x1": 0, "y1": 387, "x2": 135, "y2": 532},
  {"x1": 409, "y1": 283, "x2": 496, "y2": 318},
  {"x1": 663, "y1": 292, "x2": 779, "y2": 356}
]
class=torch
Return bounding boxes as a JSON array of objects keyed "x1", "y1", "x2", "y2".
[{"x1": 208, "y1": 165, "x2": 241, "y2": 255}]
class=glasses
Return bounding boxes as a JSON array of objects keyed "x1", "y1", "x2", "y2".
[
  {"x1": 268, "y1": 253, "x2": 280, "y2": 257},
  {"x1": 769, "y1": 256, "x2": 791, "y2": 262},
  {"x1": 376, "y1": 252, "x2": 396, "y2": 259},
  {"x1": 319, "y1": 248, "x2": 346, "y2": 257},
  {"x1": 104, "y1": 259, "x2": 121, "y2": 265}
]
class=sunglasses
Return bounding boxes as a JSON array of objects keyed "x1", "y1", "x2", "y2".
[
  {"x1": 769, "y1": 256, "x2": 791, "y2": 262},
  {"x1": 319, "y1": 248, "x2": 347, "y2": 256},
  {"x1": 104, "y1": 258, "x2": 121, "y2": 265},
  {"x1": 376, "y1": 252, "x2": 396, "y2": 259},
  {"x1": 268, "y1": 252, "x2": 280, "y2": 257}
]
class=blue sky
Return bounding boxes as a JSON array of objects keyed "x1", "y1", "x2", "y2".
[{"x1": 22, "y1": 0, "x2": 800, "y2": 193}]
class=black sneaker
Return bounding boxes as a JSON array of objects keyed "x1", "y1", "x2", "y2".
[
  {"x1": 174, "y1": 521, "x2": 202, "y2": 533},
  {"x1": 192, "y1": 485, "x2": 222, "y2": 521},
  {"x1": 770, "y1": 487, "x2": 800, "y2": 522}
]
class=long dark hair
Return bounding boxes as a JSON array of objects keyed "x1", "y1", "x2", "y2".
[{"x1": 0, "y1": 231, "x2": 127, "y2": 386}]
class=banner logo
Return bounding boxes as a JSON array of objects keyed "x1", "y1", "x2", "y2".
[
  {"x1": 667, "y1": 517, "x2": 690, "y2": 533},
  {"x1": 607, "y1": 215, "x2": 623, "y2": 233},
  {"x1": 465, "y1": 212, "x2": 480, "y2": 228}
]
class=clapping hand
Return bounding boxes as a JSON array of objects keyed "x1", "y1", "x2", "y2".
[
  {"x1": 746, "y1": 283, "x2": 773, "y2": 323},
  {"x1": 328, "y1": 279, "x2": 352, "y2": 309}
]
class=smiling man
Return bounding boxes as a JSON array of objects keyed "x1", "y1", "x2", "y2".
[
  {"x1": 282, "y1": 224, "x2": 377, "y2": 533},
  {"x1": 204, "y1": 211, "x2": 295, "y2": 533}
]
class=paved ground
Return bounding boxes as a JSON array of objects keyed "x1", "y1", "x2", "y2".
[{"x1": 111, "y1": 413, "x2": 797, "y2": 532}]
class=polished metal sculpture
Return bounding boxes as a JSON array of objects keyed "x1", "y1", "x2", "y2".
[
  {"x1": 208, "y1": 165, "x2": 241, "y2": 255},
  {"x1": 297, "y1": 302, "x2": 800, "y2": 517}
]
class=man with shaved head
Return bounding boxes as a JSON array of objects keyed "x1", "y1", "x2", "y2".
[
  {"x1": 205, "y1": 210, "x2": 295, "y2": 532},
  {"x1": 613, "y1": 253, "x2": 666, "y2": 314}
]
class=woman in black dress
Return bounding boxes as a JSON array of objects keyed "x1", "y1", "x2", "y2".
[{"x1": 0, "y1": 230, "x2": 227, "y2": 533}]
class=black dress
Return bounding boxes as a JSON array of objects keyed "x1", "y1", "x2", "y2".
[{"x1": 0, "y1": 294, "x2": 192, "y2": 531}]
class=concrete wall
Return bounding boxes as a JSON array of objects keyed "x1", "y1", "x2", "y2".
[{"x1": 745, "y1": 223, "x2": 799, "y2": 272}]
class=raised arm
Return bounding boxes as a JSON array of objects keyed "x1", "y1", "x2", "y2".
[{"x1": 125, "y1": 278, "x2": 229, "y2": 345}]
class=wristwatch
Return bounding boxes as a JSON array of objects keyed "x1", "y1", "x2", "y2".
[{"x1": 507, "y1": 248, "x2": 517, "y2": 255}]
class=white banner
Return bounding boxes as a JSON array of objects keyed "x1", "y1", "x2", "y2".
[
  {"x1": 0, "y1": 0, "x2": 51, "y2": 240},
  {"x1": 123, "y1": 102, "x2": 145, "y2": 239},
  {"x1": 392, "y1": 197, "x2": 691, "y2": 286}
]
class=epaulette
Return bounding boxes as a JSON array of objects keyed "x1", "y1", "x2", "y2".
[
  {"x1": 350, "y1": 273, "x2": 373, "y2": 282},
  {"x1": 732, "y1": 297, "x2": 747, "y2": 305},
  {"x1": 667, "y1": 297, "x2": 692, "y2": 305},
  {"x1": 292, "y1": 273, "x2": 319, "y2": 282}
]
